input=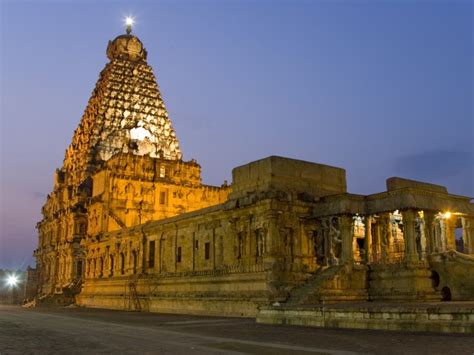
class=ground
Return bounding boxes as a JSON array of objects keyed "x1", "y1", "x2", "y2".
[{"x1": 1, "y1": 305, "x2": 473, "y2": 354}]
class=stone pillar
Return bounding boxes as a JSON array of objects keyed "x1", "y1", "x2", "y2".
[
  {"x1": 212, "y1": 227, "x2": 216, "y2": 270},
  {"x1": 85, "y1": 258, "x2": 89, "y2": 278},
  {"x1": 126, "y1": 244, "x2": 131, "y2": 273},
  {"x1": 402, "y1": 210, "x2": 418, "y2": 262},
  {"x1": 373, "y1": 221, "x2": 382, "y2": 263},
  {"x1": 440, "y1": 219, "x2": 448, "y2": 252},
  {"x1": 463, "y1": 217, "x2": 474, "y2": 254},
  {"x1": 95, "y1": 257, "x2": 99, "y2": 278},
  {"x1": 264, "y1": 212, "x2": 280, "y2": 264},
  {"x1": 144, "y1": 242, "x2": 150, "y2": 271},
  {"x1": 380, "y1": 213, "x2": 391, "y2": 263},
  {"x1": 322, "y1": 218, "x2": 331, "y2": 265},
  {"x1": 364, "y1": 216, "x2": 373, "y2": 263},
  {"x1": 158, "y1": 237, "x2": 163, "y2": 273},
  {"x1": 192, "y1": 232, "x2": 196, "y2": 271},
  {"x1": 444, "y1": 216, "x2": 456, "y2": 250},
  {"x1": 352, "y1": 236, "x2": 360, "y2": 262},
  {"x1": 173, "y1": 228, "x2": 177, "y2": 272},
  {"x1": 141, "y1": 232, "x2": 148, "y2": 273},
  {"x1": 340, "y1": 215, "x2": 354, "y2": 264},
  {"x1": 423, "y1": 211, "x2": 435, "y2": 255},
  {"x1": 104, "y1": 247, "x2": 110, "y2": 276}
]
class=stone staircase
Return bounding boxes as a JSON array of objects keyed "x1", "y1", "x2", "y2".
[
  {"x1": 285, "y1": 265, "x2": 367, "y2": 305},
  {"x1": 36, "y1": 279, "x2": 82, "y2": 307},
  {"x1": 36, "y1": 292, "x2": 76, "y2": 307}
]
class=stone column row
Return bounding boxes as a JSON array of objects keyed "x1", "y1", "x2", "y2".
[{"x1": 423, "y1": 212, "x2": 474, "y2": 254}]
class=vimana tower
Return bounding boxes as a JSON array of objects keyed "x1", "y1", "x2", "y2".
[
  {"x1": 35, "y1": 25, "x2": 229, "y2": 298},
  {"x1": 34, "y1": 24, "x2": 474, "y2": 318}
]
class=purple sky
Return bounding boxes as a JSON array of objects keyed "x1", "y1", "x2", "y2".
[{"x1": 0, "y1": 0, "x2": 472, "y2": 270}]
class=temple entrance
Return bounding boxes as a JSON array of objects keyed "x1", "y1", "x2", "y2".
[{"x1": 441, "y1": 287, "x2": 452, "y2": 301}]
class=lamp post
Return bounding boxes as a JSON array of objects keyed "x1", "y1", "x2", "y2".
[{"x1": 6, "y1": 274, "x2": 19, "y2": 304}]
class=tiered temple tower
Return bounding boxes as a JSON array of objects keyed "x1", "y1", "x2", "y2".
[{"x1": 34, "y1": 28, "x2": 229, "y2": 296}]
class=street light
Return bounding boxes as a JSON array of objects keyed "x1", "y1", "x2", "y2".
[
  {"x1": 7, "y1": 274, "x2": 19, "y2": 287},
  {"x1": 5, "y1": 273, "x2": 19, "y2": 305}
]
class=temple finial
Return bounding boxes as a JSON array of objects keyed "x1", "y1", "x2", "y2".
[{"x1": 125, "y1": 16, "x2": 134, "y2": 34}]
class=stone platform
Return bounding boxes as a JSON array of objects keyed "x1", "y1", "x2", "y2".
[{"x1": 257, "y1": 301, "x2": 474, "y2": 334}]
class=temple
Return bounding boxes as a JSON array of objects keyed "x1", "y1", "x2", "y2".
[{"x1": 33, "y1": 27, "x2": 474, "y2": 322}]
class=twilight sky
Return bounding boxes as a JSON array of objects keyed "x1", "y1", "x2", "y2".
[{"x1": 0, "y1": 0, "x2": 472, "y2": 270}]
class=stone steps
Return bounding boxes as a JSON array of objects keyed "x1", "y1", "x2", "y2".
[
  {"x1": 284, "y1": 265, "x2": 346, "y2": 305},
  {"x1": 36, "y1": 293, "x2": 76, "y2": 307}
]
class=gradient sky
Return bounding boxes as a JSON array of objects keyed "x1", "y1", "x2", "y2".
[{"x1": 0, "y1": 0, "x2": 472, "y2": 270}]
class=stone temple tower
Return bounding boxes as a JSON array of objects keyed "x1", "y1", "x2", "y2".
[
  {"x1": 34, "y1": 27, "x2": 229, "y2": 298},
  {"x1": 64, "y1": 31, "x2": 182, "y2": 186}
]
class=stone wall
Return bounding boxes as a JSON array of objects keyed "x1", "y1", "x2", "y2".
[
  {"x1": 77, "y1": 157, "x2": 352, "y2": 315},
  {"x1": 257, "y1": 303, "x2": 474, "y2": 333}
]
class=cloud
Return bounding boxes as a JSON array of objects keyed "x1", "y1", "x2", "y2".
[{"x1": 393, "y1": 150, "x2": 473, "y2": 181}]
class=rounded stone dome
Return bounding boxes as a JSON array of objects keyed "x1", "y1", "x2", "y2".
[{"x1": 106, "y1": 34, "x2": 148, "y2": 62}]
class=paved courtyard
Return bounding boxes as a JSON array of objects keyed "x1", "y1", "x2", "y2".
[{"x1": 0, "y1": 305, "x2": 473, "y2": 354}]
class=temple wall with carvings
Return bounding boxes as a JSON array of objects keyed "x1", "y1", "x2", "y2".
[
  {"x1": 78, "y1": 193, "x2": 320, "y2": 316},
  {"x1": 87, "y1": 153, "x2": 229, "y2": 235}
]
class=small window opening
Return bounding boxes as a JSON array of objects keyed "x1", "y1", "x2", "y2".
[
  {"x1": 132, "y1": 251, "x2": 137, "y2": 274},
  {"x1": 109, "y1": 255, "x2": 114, "y2": 276},
  {"x1": 237, "y1": 233, "x2": 243, "y2": 260},
  {"x1": 205, "y1": 242, "x2": 210, "y2": 260},
  {"x1": 159, "y1": 191, "x2": 166, "y2": 205},
  {"x1": 99, "y1": 257, "x2": 104, "y2": 277},
  {"x1": 120, "y1": 253, "x2": 125, "y2": 275},
  {"x1": 177, "y1": 246, "x2": 182, "y2": 263},
  {"x1": 431, "y1": 271, "x2": 440, "y2": 288},
  {"x1": 149, "y1": 241, "x2": 155, "y2": 268}
]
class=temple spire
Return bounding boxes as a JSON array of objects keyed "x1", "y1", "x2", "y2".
[{"x1": 64, "y1": 28, "x2": 182, "y2": 185}]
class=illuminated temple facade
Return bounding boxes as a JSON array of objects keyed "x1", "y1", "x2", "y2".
[{"x1": 34, "y1": 30, "x2": 474, "y2": 316}]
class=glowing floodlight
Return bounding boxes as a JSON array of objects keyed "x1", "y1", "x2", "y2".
[
  {"x1": 6, "y1": 274, "x2": 19, "y2": 287},
  {"x1": 125, "y1": 17, "x2": 134, "y2": 26},
  {"x1": 444, "y1": 211, "x2": 452, "y2": 219},
  {"x1": 125, "y1": 16, "x2": 135, "y2": 34}
]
